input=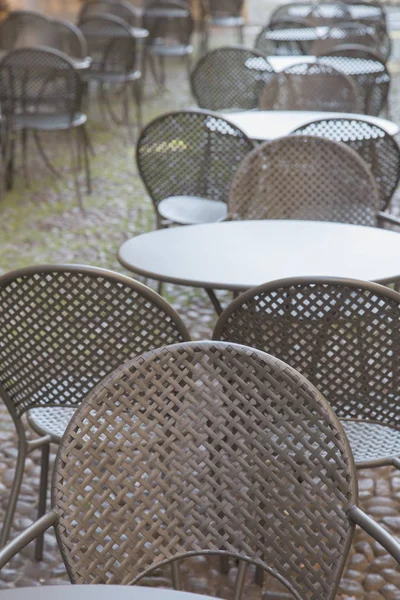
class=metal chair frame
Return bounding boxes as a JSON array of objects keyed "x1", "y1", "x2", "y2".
[
  {"x1": 254, "y1": 18, "x2": 313, "y2": 56},
  {"x1": 200, "y1": 0, "x2": 245, "y2": 55}
]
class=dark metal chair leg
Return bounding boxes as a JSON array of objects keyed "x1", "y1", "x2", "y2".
[
  {"x1": 254, "y1": 565, "x2": 264, "y2": 586},
  {"x1": 238, "y1": 24, "x2": 245, "y2": 45},
  {"x1": 34, "y1": 442, "x2": 50, "y2": 561},
  {"x1": 67, "y1": 129, "x2": 84, "y2": 214},
  {"x1": 133, "y1": 79, "x2": 143, "y2": 135},
  {"x1": 0, "y1": 444, "x2": 26, "y2": 546},
  {"x1": 219, "y1": 555, "x2": 230, "y2": 574},
  {"x1": 21, "y1": 128, "x2": 30, "y2": 187},
  {"x1": 81, "y1": 126, "x2": 92, "y2": 194}
]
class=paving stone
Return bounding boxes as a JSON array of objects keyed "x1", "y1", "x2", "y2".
[
  {"x1": 380, "y1": 583, "x2": 400, "y2": 599},
  {"x1": 364, "y1": 574, "x2": 386, "y2": 591}
]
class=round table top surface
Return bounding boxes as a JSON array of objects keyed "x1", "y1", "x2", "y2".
[
  {"x1": 267, "y1": 55, "x2": 385, "y2": 76},
  {"x1": 118, "y1": 220, "x2": 400, "y2": 291},
  {"x1": 0, "y1": 586, "x2": 217, "y2": 600},
  {"x1": 289, "y1": 4, "x2": 382, "y2": 19},
  {"x1": 219, "y1": 110, "x2": 399, "y2": 141}
]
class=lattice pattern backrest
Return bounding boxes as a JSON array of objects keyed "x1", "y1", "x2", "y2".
[
  {"x1": 0, "y1": 11, "x2": 52, "y2": 50},
  {"x1": 255, "y1": 21, "x2": 311, "y2": 56},
  {"x1": 317, "y1": 53, "x2": 390, "y2": 116},
  {"x1": 270, "y1": 3, "x2": 311, "y2": 23},
  {"x1": 78, "y1": 0, "x2": 141, "y2": 27},
  {"x1": 213, "y1": 281, "x2": 400, "y2": 427},
  {"x1": 136, "y1": 110, "x2": 254, "y2": 206},
  {"x1": 143, "y1": 1, "x2": 194, "y2": 45},
  {"x1": 228, "y1": 135, "x2": 380, "y2": 223},
  {"x1": 79, "y1": 16, "x2": 136, "y2": 73},
  {"x1": 0, "y1": 47, "x2": 82, "y2": 118},
  {"x1": 311, "y1": 24, "x2": 381, "y2": 56},
  {"x1": 0, "y1": 266, "x2": 189, "y2": 416},
  {"x1": 310, "y1": 2, "x2": 351, "y2": 25},
  {"x1": 191, "y1": 47, "x2": 274, "y2": 111},
  {"x1": 292, "y1": 118, "x2": 400, "y2": 210},
  {"x1": 54, "y1": 341, "x2": 356, "y2": 600},
  {"x1": 259, "y1": 62, "x2": 361, "y2": 112},
  {"x1": 52, "y1": 19, "x2": 87, "y2": 59},
  {"x1": 206, "y1": 0, "x2": 244, "y2": 17}
]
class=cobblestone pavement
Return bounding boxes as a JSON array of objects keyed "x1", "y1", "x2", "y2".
[{"x1": 0, "y1": 0, "x2": 400, "y2": 596}]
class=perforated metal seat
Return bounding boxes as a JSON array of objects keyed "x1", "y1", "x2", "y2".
[
  {"x1": 343, "y1": 420, "x2": 400, "y2": 467},
  {"x1": 0, "y1": 264, "x2": 190, "y2": 560}
]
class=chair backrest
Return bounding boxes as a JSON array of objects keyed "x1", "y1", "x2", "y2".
[
  {"x1": 254, "y1": 19, "x2": 312, "y2": 56},
  {"x1": 78, "y1": 0, "x2": 142, "y2": 27},
  {"x1": 227, "y1": 135, "x2": 380, "y2": 223},
  {"x1": 136, "y1": 109, "x2": 254, "y2": 210},
  {"x1": 0, "y1": 265, "x2": 189, "y2": 419},
  {"x1": 143, "y1": 0, "x2": 194, "y2": 46},
  {"x1": 259, "y1": 62, "x2": 361, "y2": 112},
  {"x1": 213, "y1": 279, "x2": 400, "y2": 432},
  {"x1": 79, "y1": 15, "x2": 137, "y2": 74},
  {"x1": 0, "y1": 10, "x2": 53, "y2": 50},
  {"x1": 317, "y1": 52, "x2": 390, "y2": 116},
  {"x1": 270, "y1": 2, "x2": 310, "y2": 23},
  {"x1": 311, "y1": 22, "x2": 381, "y2": 55},
  {"x1": 53, "y1": 340, "x2": 357, "y2": 600},
  {"x1": 205, "y1": 0, "x2": 245, "y2": 18},
  {"x1": 310, "y1": 2, "x2": 351, "y2": 25},
  {"x1": 0, "y1": 47, "x2": 82, "y2": 120},
  {"x1": 51, "y1": 18, "x2": 88, "y2": 58},
  {"x1": 191, "y1": 46, "x2": 274, "y2": 111},
  {"x1": 292, "y1": 117, "x2": 400, "y2": 210}
]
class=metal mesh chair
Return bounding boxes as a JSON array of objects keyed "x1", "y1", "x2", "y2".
[
  {"x1": 1, "y1": 341, "x2": 400, "y2": 599},
  {"x1": 79, "y1": 15, "x2": 143, "y2": 139},
  {"x1": 0, "y1": 264, "x2": 190, "y2": 558},
  {"x1": 317, "y1": 51, "x2": 390, "y2": 116},
  {"x1": 227, "y1": 135, "x2": 381, "y2": 223},
  {"x1": 309, "y1": 2, "x2": 352, "y2": 25},
  {"x1": 0, "y1": 10, "x2": 52, "y2": 50},
  {"x1": 136, "y1": 109, "x2": 254, "y2": 226},
  {"x1": 254, "y1": 19, "x2": 313, "y2": 56},
  {"x1": 143, "y1": 0, "x2": 194, "y2": 87},
  {"x1": 78, "y1": 0, "x2": 143, "y2": 27},
  {"x1": 0, "y1": 47, "x2": 90, "y2": 212},
  {"x1": 292, "y1": 117, "x2": 400, "y2": 211},
  {"x1": 270, "y1": 3, "x2": 310, "y2": 23},
  {"x1": 213, "y1": 279, "x2": 400, "y2": 473},
  {"x1": 191, "y1": 47, "x2": 274, "y2": 111},
  {"x1": 259, "y1": 62, "x2": 361, "y2": 112},
  {"x1": 311, "y1": 22, "x2": 382, "y2": 56},
  {"x1": 201, "y1": 0, "x2": 245, "y2": 54}
]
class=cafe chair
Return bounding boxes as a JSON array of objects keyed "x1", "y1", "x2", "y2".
[
  {"x1": 227, "y1": 135, "x2": 384, "y2": 223},
  {"x1": 0, "y1": 341, "x2": 399, "y2": 599},
  {"x1": 77, "y1": 0, "x2": 143, "y2": 28},
  {"x1": 259, "y1": 62, "x2": 362, "y2": 112},
  {"x1": 136, "y1": 109, "x2": 254, "y2": 227},
  {"x1": 309, "y1": 2, "x2": 352, "y2": 26},
  {"x1": 292, "y1": 117, "x2": 400, "y2": 211},
  {"x1": 213, "y1": 278, "x2": 400, "y2": 474},
  {"x1": 191, "y1": 46, "x2": 274, "y2": 111},
  {"x1": 0, "y1": 264, "x2": 190, "y2": 560},
  {"x1": 200, "y1": 0, "x2": 245, "y2": 55},
  {"x1": 311, "y1": 22, "x2": 382, "y2": 56},
  {"x1": 254, "y1": 18, "x2": 314, "y2": 56}
]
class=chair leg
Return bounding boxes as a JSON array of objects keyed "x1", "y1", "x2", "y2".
[
  {"x1": 0, "y1": 443, "x2": 26, "y2": 547},
  {"x1": 80, "y1": 125, "x2": 92, "y2": 195},
  {"x1": 67, "y1": 129, "x2": 84, "y2": 214},
  {"x1": 158, "y1": 55, "x2": 166, "y2": 88},
  {"x1": 238, "y1": 24, "x2": 245, "y2": 45},
  {"x1": 157, "y1": 280, "x2": 164, "y2": 296},
  {"x1": 34, "y1": 442, "x2": 50, "y2": 561},
  {"x1": 21, "y1": 128, "x2": 30, "y2": 187},
  {"x1": 219, "y1": 555, "x2": 230, "y2": 574},
  {"x1": 132, "y1": 79, "x2": 143, "y2": 136}
]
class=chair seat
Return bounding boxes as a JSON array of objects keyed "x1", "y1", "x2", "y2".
[
  {"x1": 150, "y1": 43, "x2": 193, "y2": 57},
  {"x1": 84, "y1": 70, "x2": 141, "y2": 84},
  {"x1": 208, "y1": 16, "x2": 245, "y2": 27},
  {"x1": 28, "y1": 406, "x2": 76, "y2": 443},
  {"x1": 158, "y1": 195, "x2": 227, "y2": 225},
  {"x1": 13, "y1": 112, "x2": 87, "y2": 131},
  {"x1": 342, "y1": 420, "x2": 400, "y2": 467}
]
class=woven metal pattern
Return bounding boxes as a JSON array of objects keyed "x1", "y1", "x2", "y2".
[
  {"x1": 0, "y1": 265, "x2": 189, "y2": 417},
  {"x1": 318, "y1": 52, "x2": 390, "y2": 116},
  {"x1": 213, "y1": 279, "x2": 400, "y2": 466},
  {"x1": 54, "y1": 341, "x2": 356, "y2": 600},
  {"x1": 255, "y1": 19, "x2": 312, "y2": 56},
  {"x1": 136, "y1": 109, "x2": 254, "y2": 216},
  {"x1": 292, "y1": 117, "x2": 400, "y2": 210},
  {"x1": 259, "y1": 62, "x2": 361, "y2": 113},
  {"x1": 0, "y1": 47, "x2": 82, "y2": 122},
  {"x1": 28, "y1": 406, "x2": 76, "y2": 441},
  {"x1": 311, "y1": 23, "x2": 381, "y2": 56},
  {"x1": 79, "y1": 16, "x2": 137, "y2": 75},
  {"x1": 343, "y1": 421, "x2": 400, "y2": 465},
  {"x1": 204, "y1": 0, "x2": 244, "y2": 18},
  {"x1": 78, "y1": 0, "x2": 142, "y2": 27},
  {"x1": 228, "y1": 135, "x2": 380, "y2": 223},
  {"x1": 143, "y1": 1, "x2": 194, "y2": 48},
  {"x1": 191, "y1": 47, "x2": 274, "y2": 111},
  {"x1": 309, "y1": 2, "x2": 352, "y2": 25}
]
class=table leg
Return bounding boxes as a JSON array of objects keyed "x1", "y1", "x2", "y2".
[{"x1": 205, "y1": 288, "x2": 223, "y2": 315}]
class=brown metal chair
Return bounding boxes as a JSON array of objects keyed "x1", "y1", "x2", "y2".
[
  {"x1": 1, "y1": 340, "x2": 399, "y2": 598},
  {"x1": 254, "y1": 19, "x2": 313, "y2": 56},
  {"x1": 201, "y1": 0, "x2": 245, "y2": 54},
  {"x1": 77, "y1": 0, "x2": 143, "y2": 27},
  {"x1": 311, "y1": 22, "x2": 382, "y2": 56},
  {"x1": 259, "y1": 62, "x2": 361, "y2": 112},
  {"x1": 136, "y1": 109, "x2": 254, "y2": 226},
  {"x1": 0, "y1": 264, "x2": 190, "y2": 560},
  {"x1": 227, "y1": 135, "x2": 382, "y2": 223},
  {"x1": 213, "y1": 278, "x2": 400, "y2": 474},
  {"x1": 191, "y1": 46, "x2": 274, "y2": 111},
  {"x1": 292, "y1": 117, "x2": 400, "y2": 211}
]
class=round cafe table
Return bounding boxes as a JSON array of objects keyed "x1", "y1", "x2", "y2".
[
  {"x1": 118, "y1": 220, "x2": 400, "y2": 314},
  {"x1": 0, "y1": 586, "x2": 217, "y2": 600},
  {"x1": 219, "y1": 110, "x2": 399, "y2": 142}
]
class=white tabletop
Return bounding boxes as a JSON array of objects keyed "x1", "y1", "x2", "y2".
[
  {"x1": 118, "y1": 221, "x2": 400, "y2": 292},
  {"x1": 0, "y1": 586, "x2": 217, "y2": 600},
  {"x1": 288, "y1": 3, "x2": 382, "y2": 20},
  {"x1": 268, "y1": 55, "x2": 386, "y2": 76},
  {"x1": 219, "y1": 110, "x2": 399, "y2": 141}
]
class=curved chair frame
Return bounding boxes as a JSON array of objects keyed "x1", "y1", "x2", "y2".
[
  {"x1": 254, "y1": 19, "x2": 313, "y2": 56},
  {"x1": 0, "y1": 264, "x2": 190, "y2": 558},
  {"x1": 213, "y1": 278, "x2": 400, "y2": 472},
  {"x1": 0, "y1": 341, "x2": 399, "y2": 599},
  {"x1": 201, "y1": 0, "x2": 245, "y2": 54},
  {"x1": 77, "y1": 0, "x2": 142, "y2": 27}
]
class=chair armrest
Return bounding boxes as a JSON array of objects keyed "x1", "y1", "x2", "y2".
[
  {"x1": 377, "y1": 211, "x2": 400, "y2": 228},
  {"x1": 0, "y1": 511, "x2": 58, "y2": 570},
  {"x1": 348, "y1": 506, "x2": 400, "y2": 563}
]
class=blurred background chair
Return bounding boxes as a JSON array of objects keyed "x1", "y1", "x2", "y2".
[
  {"x1": 0, "y1": 264, "x2": 190, "y2": 559},
  {"x1": 200, "y1": 0, "x2": 245, "y2": 54},
  {"x1": 77, "y1": 0, "x2": 143, "y2": 28},
  {"x1": 292, "y1": 117, "x2": 400, "y2": 211},
  {"x1": 1, "y1": 341, "x2": 400, "y2": 597},
  {"x1": 259, "y1": 62, "x2": 361, "y2": 112},
  {"x1": 191, "y1": 46, "x2": 274, "y2": 111},
  {"x1": 311, "y1": 22, "x2": 383, "y2": 56},
  {"x1": 227, "y1": 135, "x2": 380, "y2": 223},
  {"x1": 309, "y1": 2, "x2": 352, "y2": 25},
  {"x1": 136, "y1": 109, "x2": 254, "y2": 226},
  {"x1": 254, "y1": 19, "x2": 313, "y2": 55}
]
